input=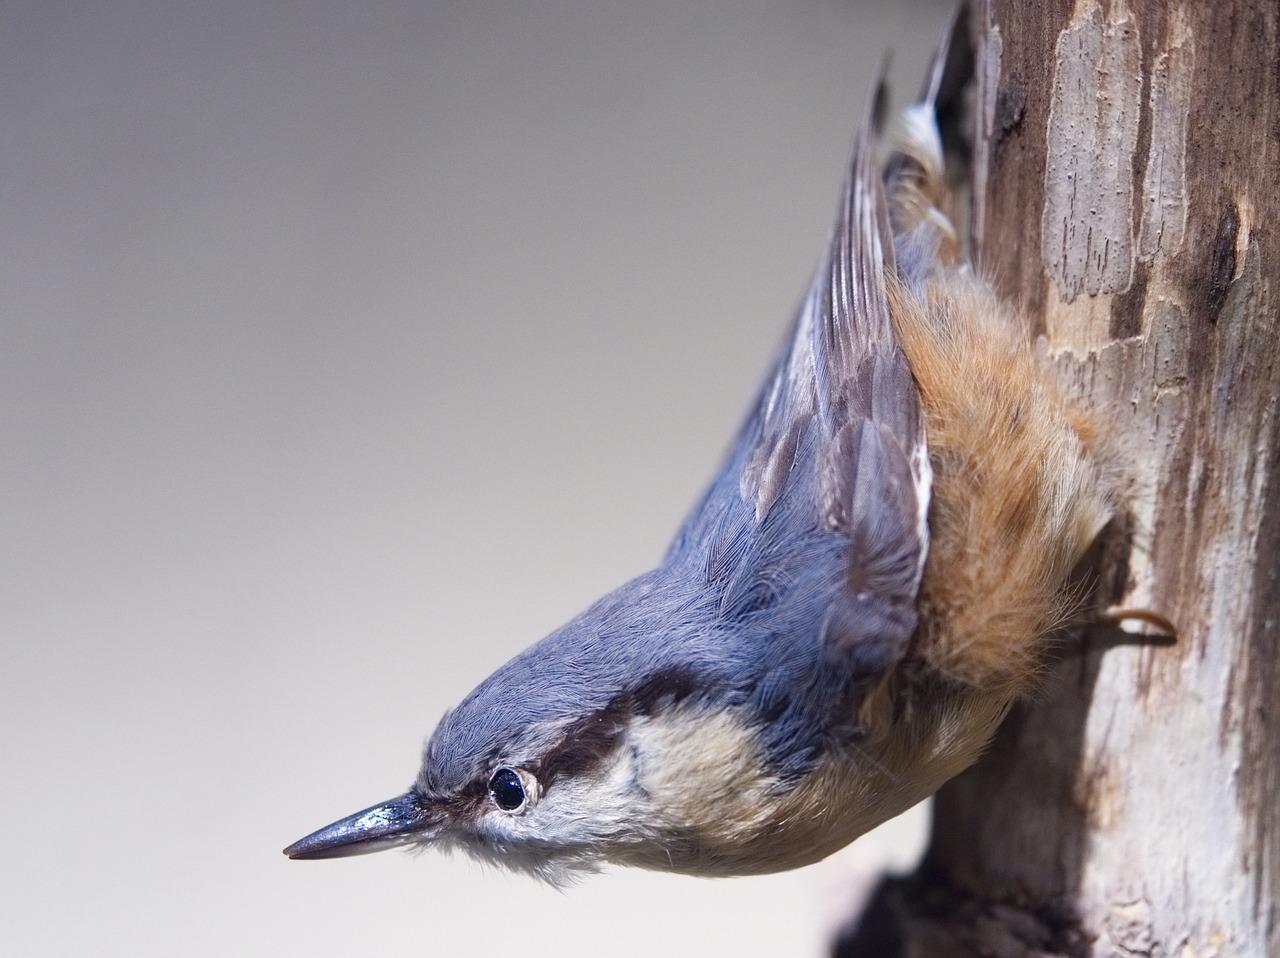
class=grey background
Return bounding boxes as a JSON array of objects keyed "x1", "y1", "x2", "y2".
[{"x1": 3, "y1": 1, "x2": 950, "y2": 954}]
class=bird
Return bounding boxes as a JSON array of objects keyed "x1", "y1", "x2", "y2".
[{"x1": 284, "y1": 12, "x2": 1121, "y2": 883}]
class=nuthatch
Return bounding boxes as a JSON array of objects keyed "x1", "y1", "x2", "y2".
[{"x1": 285, "y1": 13, "x2": 1120, "y2": 882}]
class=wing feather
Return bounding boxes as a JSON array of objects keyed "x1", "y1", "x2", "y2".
[{"x1": 668, "y1": 85, "x2": 932, "y2": 700}]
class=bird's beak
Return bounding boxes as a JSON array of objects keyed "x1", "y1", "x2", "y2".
[{"x1": 283, "y1": 791, "x2": 440, "y2": 860}]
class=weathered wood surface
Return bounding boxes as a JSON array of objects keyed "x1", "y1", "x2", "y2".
[{"x1": 838, "y1": 1, "x2": 1279, "y2": 954}]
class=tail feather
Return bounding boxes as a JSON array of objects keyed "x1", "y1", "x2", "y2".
[{"x1": 883, "y1": 4, "x2": 975, "y2": 289}]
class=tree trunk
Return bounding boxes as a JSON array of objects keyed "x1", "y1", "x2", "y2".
[{"x1": 837, "y1": 1, "x2": 1279, "y2": 954}]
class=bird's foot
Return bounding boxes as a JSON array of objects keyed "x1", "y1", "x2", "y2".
[{"x1": 1073, "y1": 606, "x2": 1178, "y2": 655}]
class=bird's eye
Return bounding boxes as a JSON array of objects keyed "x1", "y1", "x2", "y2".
[{"x1": 487, "y1": 767, "x2": 527, "y2": 812}]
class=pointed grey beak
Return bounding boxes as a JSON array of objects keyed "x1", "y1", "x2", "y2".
[{"x1": 283, "y1": 792, "x2": 440, "y2": 860}]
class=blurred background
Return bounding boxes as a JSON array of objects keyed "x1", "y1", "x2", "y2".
[{"x1": 2, "y1": 1, "x2": 953, "y2": 954}]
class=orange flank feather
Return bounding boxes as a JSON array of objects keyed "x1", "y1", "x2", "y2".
[{"x1": 890, "y1": 277, "x2": 1116, "y2": 694}]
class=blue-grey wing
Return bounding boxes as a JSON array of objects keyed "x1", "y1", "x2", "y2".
[{"x1": 666, "y1": 87, "x2": 931, "y2": 696}]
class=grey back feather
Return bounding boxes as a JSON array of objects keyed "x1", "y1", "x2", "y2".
[
  {"x1": 674, "y1": 83, "x2": 931, "y2": 691},
  {"x1": 420, "y1": 79, "x2": 943, "y2": 796}
]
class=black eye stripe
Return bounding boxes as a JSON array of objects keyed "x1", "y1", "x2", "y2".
[
  {"x1": 531, "y1": 668, "x2": 703, "y2": 789},
  {"x1": 488, "y1": 767, "x2": 526, "y2": 811}
]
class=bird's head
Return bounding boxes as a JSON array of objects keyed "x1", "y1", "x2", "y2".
[{"x1": 283, "y1": 573, "x2": 791, "y2": 883}]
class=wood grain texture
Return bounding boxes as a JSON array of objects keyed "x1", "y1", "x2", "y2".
[{"x1": 836, "y1": 0, "x2": 1279, "y2": 954}]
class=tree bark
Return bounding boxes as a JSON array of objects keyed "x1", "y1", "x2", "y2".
[{"x1": 837, "y1": 1, "x2": 1279, "y2": 955}]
